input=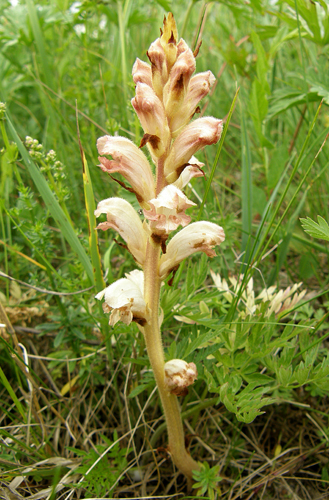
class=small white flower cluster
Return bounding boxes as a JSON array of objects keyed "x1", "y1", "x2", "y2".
[{"x1": 210, "y1": 270, "x2": 307, "y2": 318}]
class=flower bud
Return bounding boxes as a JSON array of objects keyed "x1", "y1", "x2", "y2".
[
  {"x1": 170, "y1": 71, "x2": 216, "y2": 136},
  {"x1": 147, "y1": 38, "x2": 168, "y2": 99},
  {"x1": 163, "y1": 48, "x2": 196, "y2": 123},
  {"x1": 131, "y1": 83, "x2": 170, "y2": 158},
  {"x1": 164, "y1": 359, "x2": 198, "y2": 396},
  {"x1": 132, "y1": 58, "x2": 152, "y2": 87}
]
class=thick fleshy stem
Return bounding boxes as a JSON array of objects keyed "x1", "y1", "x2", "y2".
[{"x1": 143, "y1": 237, "x2": 200, "y2": 481}]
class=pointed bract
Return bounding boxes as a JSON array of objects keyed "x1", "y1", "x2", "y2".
[{"x1": 160, "y1": 13, "x2": 178, "y2": 69}]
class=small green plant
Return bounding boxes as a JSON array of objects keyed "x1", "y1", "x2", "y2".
[
  {"x1": 71, "y1": 433, "x2": 130, "y2": 497},
  {"x1": 192, "y1": 462, "x2": 223, "y2": 499}
]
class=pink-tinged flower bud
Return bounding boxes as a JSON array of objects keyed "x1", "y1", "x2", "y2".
[
  {"x1": 132, "y1": 58, "x2": 152, "y2": 87},
  {"x1": 176, "y1": 38, "x2": 189, "y2": 57},
  {"x1": 97, "y1": 136, "x2": 155, "y2": 207},
  {"x1": 164, "y1": 117, "x2": 223, "y2": 182},
  {"x1": 132, "y1": 83, "x2": 170, "y2": 158},
  {"x1": 147, "y1": 38, "x2": 168, "y2": 99},
  {"x1": 159, "y1": 221, "x2": 225, "y2": 278},
  {"x1": 163, "y1": 48, "x2": 196, "y2": 123},
  {"x1": 171, "y1": 156, "x2": 204, "y2": 189},
  {"x1": 95, "y1": 197, "x2": 147, "y2": 266},
  {"x1": 164, "y1": 359, "x2": 198, "y2": 396},
  {"x1": 96, "y1": 270, "x2": 148, "y2": 326},
  {"x1": 170, "y1": 71, "x2": 216, "y2": 136},
  {"x1": 144, "y1": 185, "x2": 196, "y2": 235}
]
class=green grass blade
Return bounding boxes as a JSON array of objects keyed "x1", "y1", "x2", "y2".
[
  {"x1": 252, "y1": 100, "x2": 323, "y2": 268},
  {"x1": 25, "y1": 0, "x2": 53, "y2": 89},
  {"x1": 0, "y1": 366, "x2": 26, "y2": 422},
  {"x1": 6, "y1": 113, "x2": 94, "y2": 284},
  {"x1": 81, "y1": 145, "x2": 105, "y2": 291},
  {"x1": 240, "y1": 107, "x2": 253, "y2": 258},
  {"x1": 197, "y1": 87, "x2": 240, "y2": 221}
]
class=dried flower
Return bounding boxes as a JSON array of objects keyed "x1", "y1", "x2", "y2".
[{"x1": 164, "y1": 359, "x2": 198, "y2": 396}]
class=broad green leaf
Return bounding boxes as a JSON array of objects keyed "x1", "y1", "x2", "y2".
[
  {"x1": 249, "y1": 80, "x2": 273, "y2": 148},
  {"x1": 129, "y1": 382, "x2": 154, "y2": 398},
  {"x1": 300, "y1": 216, "x2": 329, "y2": 242}
]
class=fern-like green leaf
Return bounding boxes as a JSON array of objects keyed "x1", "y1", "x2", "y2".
[{"x1": 300, "y1": 216, "x2": 329, "y2": 242}]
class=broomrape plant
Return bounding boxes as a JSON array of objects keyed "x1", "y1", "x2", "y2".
[{"x1": 95, "y1": 13, "x2": 224, "y2": 480}]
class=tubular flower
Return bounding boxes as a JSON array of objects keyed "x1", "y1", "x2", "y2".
[
  {"x1": 95, "y1": 197, "x2": 147, "y2": 266},
  {"x1": 164, "y1": 117, "x2": 223, "y2": 183},
  {"x1": 96, "y1": 270, "x2": 148, "y2": 326},
  {"x1": 131, "y1": 83, "x2": 170, "y2": 158},
  {"x1": 164, "y1": 359, "x2": 198, "y2": 396},
  {"x1": 97, "y1": 136, "x2": 155, "y2": 207},
  {"x1": 170, "y1": 71, "x2": 216, "y2": 136},
  {"x1": 159, "y1": 221, "x2": 225, "y2": 278},
  {"x1": 143, "y1": 185, "x2": 196, "y2": 236}
]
